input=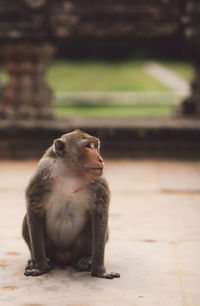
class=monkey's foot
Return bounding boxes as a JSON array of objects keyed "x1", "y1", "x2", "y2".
[
  {"x1": 24, "y1": 259, "x2": 53, "y2": 276},
  {"x1": 72, "y1": 256, "x2": 91, "y2": 272},
  {"x1": 91, "y1": 271, "x2": 120, "y2": 279}
]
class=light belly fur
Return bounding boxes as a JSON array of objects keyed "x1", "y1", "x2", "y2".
[{"x1": 44, "y1": 186, "x2": 90, "y2": 249}]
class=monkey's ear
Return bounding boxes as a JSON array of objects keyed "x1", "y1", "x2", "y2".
[{"x1": 53, "y1": 138, "x2": 66, "y2": 157}]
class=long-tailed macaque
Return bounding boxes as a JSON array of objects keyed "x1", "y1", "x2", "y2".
[{"x1": 22, "y1": 129, "x2": 120, "y2": 279}]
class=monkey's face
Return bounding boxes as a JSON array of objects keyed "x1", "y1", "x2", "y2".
[
  {"x1": 80, "y1": 138, "x2": 104, "y2": 177},
  {"x1": 53, "y1": 130, "x2": 104, "y2": 178}
]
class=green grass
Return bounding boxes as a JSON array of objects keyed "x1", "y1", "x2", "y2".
[
  {"x1": 0, "y1": 66, "x2": 8, "y2": 82},
  {"x1": 1, "y1": 60, "x2": 191, "y2": 118},
  {"x1": 55, "y1": 104, "x2": 175, "y2": 118},
  {"x1": 160, "y1": 61, "x2": 194, "y2": 82},
  {"x1": 47, "y1": 60, "x2": 170, "y2": 92},
  {"x1": 50, "y1": 60, "x2": 190, "y2": 118}
]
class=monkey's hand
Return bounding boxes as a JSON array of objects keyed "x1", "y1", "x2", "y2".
[
  {"x1": 24, "y1": 259, "x2": 53, "y2": 276},
  {"x1": 91, "y1": 270, "x2": 120, "y2": 279}
]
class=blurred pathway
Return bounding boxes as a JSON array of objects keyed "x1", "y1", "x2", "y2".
[
  {"x1": 145, "y1": 61, "x2": 191, "y2": 95},
  {"x1": 0, "y1": 160, "x2": 200, "y2": 306}
]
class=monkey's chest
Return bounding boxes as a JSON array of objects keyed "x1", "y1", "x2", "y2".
[{"x1": 45, "y1": 194, "x2": 89, "y2": 249}]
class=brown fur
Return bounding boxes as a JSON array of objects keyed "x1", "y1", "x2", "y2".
[{"x1": 22, "y1": 129, "x2": 120, "y2": 279}]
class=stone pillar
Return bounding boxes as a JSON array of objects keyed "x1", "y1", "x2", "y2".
[
  {"x1": 180, "y1": 1, "x2": 200, "y2": 116},
  {"x1": 1, "y1": 42, "x2": 54, "y2": 119}
]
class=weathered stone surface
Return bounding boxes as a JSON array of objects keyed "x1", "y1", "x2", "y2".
[
  {"x1": 1, "y1": 43, "x2": 54, "y2": 119},
  {"x1": 0, "y1": 0, "x2": 183, "y2": 40},
  {"x1": 1, "y1": 118, "x2": 200, "y2": 159},
  {"x1": 0, "y1": 160, "x2": 200, "y2": 305}
]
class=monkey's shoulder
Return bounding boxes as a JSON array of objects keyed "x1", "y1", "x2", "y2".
[
  {"x1": 90, "y1": 177, "x2": 109, "y2": 191},
  {"x1": 89, "y1": 177, "x2": 110, "y2": 208},
  {"x1": 25, "y1": 158, "x2": 54, "y2": 204}
]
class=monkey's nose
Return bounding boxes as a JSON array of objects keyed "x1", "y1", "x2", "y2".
[
  {"x1": 97, "y1": 152, "x2": 104, "y2": 167},
  {"x1": 98, "y1": 156, "x2": 103, "y2": 163},
  {"x1": 98, "y1": 157, "x2": 105, "y2": 168}
]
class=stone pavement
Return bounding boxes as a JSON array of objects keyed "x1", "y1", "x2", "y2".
[{"x1": 0, "y1": 159, "x2": 200, "y2": 306}]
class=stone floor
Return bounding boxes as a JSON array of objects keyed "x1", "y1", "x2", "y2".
[{"x1": 0, "y1": 159, "x2": 200, "y2": 306}]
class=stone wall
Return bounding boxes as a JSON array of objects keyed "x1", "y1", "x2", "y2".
[{"x1": 0, "y1": 118, "x2": 200, "y2": 159}]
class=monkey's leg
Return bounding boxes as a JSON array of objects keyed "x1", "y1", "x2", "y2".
[
  {"x1": 22, "y1": 214, "x2": 31, "y2": 251},
  {"x1": 71, "y1": 225, "x2": 93, "y2": 271},
  {"x1": 72, "y1": 228, "x2": 109, "y2": 272},
  {"x1": 22, "y1": 213, "x2": 53, "y2": 276},
  {"x1": 91, "y1": 210, "x2": 120, "y2": 279},
  {"x1": 72, "y1": 229, "x2": 109, "y2": 272},
  {"x1": 24, "y1": 258, "x2": 53, "y2": 276},
  {"x1": 72, "y1": 256, "x2": 92, "y2": 272}
]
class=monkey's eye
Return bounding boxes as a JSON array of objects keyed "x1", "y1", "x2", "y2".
[{"x1": 86, "y1": 142, "x2": 95, "y2": 149}]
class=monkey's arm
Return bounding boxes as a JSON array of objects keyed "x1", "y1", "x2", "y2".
[
  {"x1": 24, "y1": 171, "x2": 53, "y2": 276},
  {"x1": 91, "y1": 179, "x2": 120, "y2": 279},
  {"x1": 25, "y1": 207, "x2": 51, "y2": 276}
]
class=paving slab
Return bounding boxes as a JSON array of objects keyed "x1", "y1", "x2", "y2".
[{"x1": 0, "y1": 160, "x2": 200, "y2": 306}]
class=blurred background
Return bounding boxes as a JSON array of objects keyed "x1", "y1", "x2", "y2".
[
  {"x1": 0, "y1": 0, "x2": 200, "y2": 159},
  {"x1": 0, "y1": 0, "x2": 196, "y2": 121},
  {"x1": 0, "y1": 2, "x2": 200, "y2": 305}
]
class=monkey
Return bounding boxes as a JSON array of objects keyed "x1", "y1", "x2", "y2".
[{"x1": 22, "y1": 129, "x2": 120, "y2": 279}]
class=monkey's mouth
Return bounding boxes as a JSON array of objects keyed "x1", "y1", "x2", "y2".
[{"x1": 89, "y1": 167, "x2": 103, "y2": 175}]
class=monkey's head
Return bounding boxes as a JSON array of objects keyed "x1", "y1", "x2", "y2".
[{"x1": 52, "y1": 129, "x2": 104, "y2": 177}]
